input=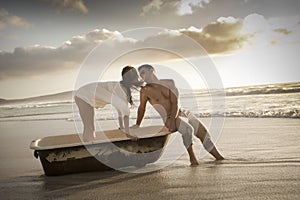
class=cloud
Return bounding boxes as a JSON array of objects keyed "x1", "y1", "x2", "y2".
[
  {"x1": 273, "y1": 28, "x2": 292, "y2": 35},
  {"x1": 181, "y1": 16, "x2": 251, "y2": 54},
  {"x1": 0, "y1": 17, "x2": 250, "y2": 80},
  {"x1": 141, "y1": 0, "x2": 163, "y2": 16},
  {"x1": 202, "y1": 16, "x2": 243, "y2": 38},
  {"x1": 51, "y1": 0, "x2": 89, "y2": 14},
  {"x1": 0, "y1": 8, "x2": 31, "y2": 29},
  {"x1": 241, "y1": 13, "x2": 300, "y2": 47},
  {"x1": 176, "y1": 0, "x2": 211, "y2": 16},
  {"x1": 141, "y1": 0, "x2": 211, "y2": 16},
  {"x1": 242, "y1": 13, "x2": 269, "y2": 34},
  {"x1": 1, "y1": 13, "x2": 299, "y2": 80},
  {"x1": 0, "y1": 29, "x2": 120, "y2": 79}
]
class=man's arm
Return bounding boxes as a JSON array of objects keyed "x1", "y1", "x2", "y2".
[
  {"x1": 168, "y1": 80, "x2": 179, "y2": 132},
  {"x1": 135, "y1": 87, "x2": 148, "y2": 127}
]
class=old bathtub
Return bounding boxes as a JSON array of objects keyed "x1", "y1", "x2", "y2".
[{"x1": 30, "y1": 126, "x2": 171, "y2": 176}]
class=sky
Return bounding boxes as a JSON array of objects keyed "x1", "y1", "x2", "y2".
[{"x1": 0, "y1": 0, "x2": 300, "y2": 99}]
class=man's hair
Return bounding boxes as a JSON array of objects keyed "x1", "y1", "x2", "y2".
[{"x1": 138, "y1": 64, "x2": 154, "y2": 71}]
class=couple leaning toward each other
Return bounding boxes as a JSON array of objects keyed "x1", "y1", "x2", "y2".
[{"x1": 74, "y1": 64, "x2": 224, "y2": 165}]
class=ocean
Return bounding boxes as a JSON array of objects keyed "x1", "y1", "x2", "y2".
[{"x1": 0, "y1": 82, "x2": 299, "y2": 122}]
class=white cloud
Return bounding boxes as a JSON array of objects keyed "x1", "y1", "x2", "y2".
[
  {"x1": 141, "y1": 0, "x2": 163, "y2": 16},
  {"x1": 176, "y1": 0, "x2": 211, "y2": 16},
  {"x1": 242, "y1": 13, "x2": 270, "y2": 34},
  {"x1": 241, "y1": 13, "x2": 300, "y2": 48},
  {"x1": 0, "y1": 8, "x2": 31, "y2": 29},
  {"x1": 141, "y1": 0, "x2": 211, "y2": 16},
  {"x1": 217, "y1": 16, "x2": 240, "y2": 24}
]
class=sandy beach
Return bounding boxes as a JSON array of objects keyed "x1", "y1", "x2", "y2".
[{"x1": 0, "y1": 118, "x2": 299, "y2": 199}]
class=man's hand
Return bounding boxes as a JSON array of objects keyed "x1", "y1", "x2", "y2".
[
  {"x1": 130, "y1": 124, "x2": 140, "y2": 129},
  {"x1": 169, "y1": 120, "x2": 177, "y2": 133}
]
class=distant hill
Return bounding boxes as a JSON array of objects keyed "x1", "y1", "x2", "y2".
[
  {"x1": 0, "y1": 91, "x2": 73, "y2": 105},
  {"x1": 0, "y1": 98, "x2": 8, "y2": 103}
]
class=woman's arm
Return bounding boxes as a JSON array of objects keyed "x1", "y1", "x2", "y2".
[
  {"x1": 117, "y1": 110, "x2": 137, "y2": 140},
  {"x1": 124, "y1": 115, "x2": 129, "y2": 133},
  {"x1": 124, "y1": 115, "x2": 138, "y2": 141}
]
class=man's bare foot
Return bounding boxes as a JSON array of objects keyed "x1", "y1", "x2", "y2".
[
  {"x1": 216, "y1": 156, "x2": 225, "y2": 160},
  {"x1": 190, "y1": 159, "x2": 199, "y2": 166},
  {"x1": 209, "y1": 147, "x2": 224, "y2": 160}
]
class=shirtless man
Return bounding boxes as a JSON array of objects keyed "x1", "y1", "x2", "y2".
[
  {"x1": 132, "y1": 64, "x2": 224, "y2": 165},
  {"x1": 131, "y1": 64, "x2": 199, "y2": 165}
]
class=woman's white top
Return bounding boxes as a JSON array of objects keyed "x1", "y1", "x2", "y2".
[{"x1": 74, "y1": 81, "x2": 130, "y2": 116}]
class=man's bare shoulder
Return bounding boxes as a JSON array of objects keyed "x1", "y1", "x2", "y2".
[
  {"x1": 140, "y1": 86, "x2": 151, "y2": 95},
  {"x1": 159, "y1": 79, "x2": 176, "y2": 89},
  {"x1": 159, "y1": 79, "x2": 179, "y2": 97}
]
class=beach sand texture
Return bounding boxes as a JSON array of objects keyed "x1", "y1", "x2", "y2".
[{"x1": 0, "y1": 118, "x2": 299, "y2": 199}]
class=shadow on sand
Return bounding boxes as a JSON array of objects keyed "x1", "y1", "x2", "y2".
[{"x1": 0, "y1": 169, "x2": 156, "y2": 199}]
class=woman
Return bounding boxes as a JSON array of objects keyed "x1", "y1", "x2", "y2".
[{"x1": 74, "y1": 66, "x2": 143, "y2": 141}]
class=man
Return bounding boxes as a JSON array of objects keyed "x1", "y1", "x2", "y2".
[{"x1": 132, "y1": 64, "x2": 224, "y2": 165}]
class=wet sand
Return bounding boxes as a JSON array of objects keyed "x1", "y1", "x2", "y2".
[{"x1": 0, "y1": 118, "x2": 299, "y2": 199}]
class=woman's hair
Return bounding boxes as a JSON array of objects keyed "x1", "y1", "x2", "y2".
[{"x1": 121, "y1": 66, "x2": 143, "y2": 105}]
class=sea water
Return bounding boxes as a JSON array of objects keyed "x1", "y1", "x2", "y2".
[{"x1": 0, "y1": 82, "x2": 299, "y2": 122}]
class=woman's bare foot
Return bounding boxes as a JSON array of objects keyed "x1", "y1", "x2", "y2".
[
  {"x1": 83, "y1": 135, "x2": 95, "y2": 142},
  {"x1": 126, "y1": 134, "x2": 138, "y2": 141},
  {"x1": 187, "y1": 144, "x2": 199, "y2": 166}
]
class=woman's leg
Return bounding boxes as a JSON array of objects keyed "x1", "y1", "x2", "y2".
[{"x1": 75, "y1": 96, "x2": 95, "y2": 141}]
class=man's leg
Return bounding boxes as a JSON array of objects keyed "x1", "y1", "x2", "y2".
[
  {"x1": 176, "y1": 117, "x2": 199, "y2": 165},
  {"x1": 75, "y1": 96, "x2": 95, "y2": 141},
  {"x1": 180, "y1": 109, "x2": 224, "y2": 160}
]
